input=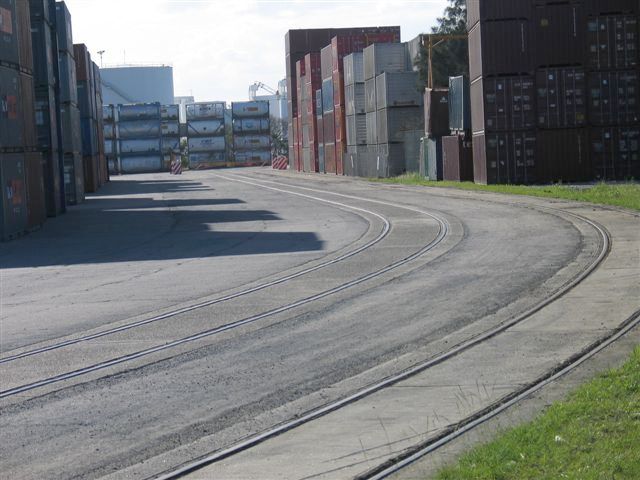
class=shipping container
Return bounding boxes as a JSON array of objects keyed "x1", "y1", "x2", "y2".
[
  {"x1": 0, "y1": 65, "x2": 24, "y2": 150},
  {"x1": 471, "y1": 75, "x2": 536, "y2": 133},
  {"x1": 424, "y1": 88, "x2": 450, "y2": 137},
  {"x1": 119, "y1": 103, "x2": 161, "y2": 121},
  {"x1": 321, "y1": 44, "x2": 333, "y2": 81},
  {"x1": 188, "y1": 136, "x2": 226, "y2": 153},
  {"x1": 186, "y1": 102, "x2": 225, "y2": 120},
  {"x1": 536, "y1": 67, "x2": 587, "y2": 128},
  {"x1": 24, "y1": 151, "x2": 46, "y2": 228},
  {"x1": 403, "y1": 129, "x2": 422, "y2": 172},
  {"x1": 20, "y1": 73, "x2": 37, "y2": 148},
  {"x1": 41, "y1": 149, "x2": 62, "y2": 216},
  {"x1": 376, "y1": 143, "x2": 406, "y2": 177},
  {"x1": 366, "y1": 111, "x2": 378, "y2": 145},
  {"x1": 588, "y1": 70, "x2": 639, "y2": 125},
  {"x1": 120, "y1": 155, "x2": 163, "y2": 174},
  {"x1": 0, "y1": 152, "x2": 28, "y2": 240},
  {"x1": 365, "y1": 77, "x2": 376, "y2": 113},
  {"x1": 30, "y1": 19, "x2": 55, "y2": 88},
  {"x1": 232, "y1": 100, "x2": 270, "y2": 118},
  {"x1": 344, "y1": 52, "x2": 364, "y2": 86},
  {"x1": 188, "y1": 152, "x2": 226, "y2": 170},
  {"x1": 235, "y1": 150, "x2": 272, "y2": 164},
  {"x1": 62, "y1": 151, "x2": 83, "y2": 204},
  {"x1": 118, "y1": 119, "x2": 161, "y2": 139},
  {"x1": 377, "y1": 107, "x2": 424, "y2": 144},
  {"x1": 345, "y1": 83, "x2": 366, "y2": 116},
  {"x1": 103, "y1": 122, "x2": 116, "y2": 140},
  {"x1": 419, "y1": 136, "x2": 443, "y2": 180},
  {"x1": 233, "y1": 135, "x2": 272, "y2": 150},
  {"x1": 73, "y1": 43, "x2": 91, "y2": 82},
  {"x1": 443, "y1": 134, "x2": 474, "y2": 181},
  {"x1": 160, "y1": 104, "x2": 179, "y2": 120},
  {"x1": 376, "y1": 71, "x2": 422, "y2": 110},
  {"x1": 537, "y1": 129, "x2": 591, "y2": 182},
  {"x1": 187, "y1": 119, "x2": 224, "y2": 137},
  {"x1": 82, "y1": 154, "x2": 99, "y2": 193},
  {"x1": 80, "y1": 117, "x2": 97, "y2": 155},
  {"x1": 449, "y1": 76, "x2": 471, "y2": 132},
  {"x1": 346, "y1": 114, "x2": 367, "y2": 146},
  {"x1": 0, "y1": 1, "x2": 19, "y2": 67},
  {"x1": 60, "y1": 103, "x2": 81, "y2": 153},
  {"x1": 119, "y1": 138, "x2": 161, "y2": 155},
  {"x1": 160, "y1": 121, "x2": 179, "y2": 137},
  {"x1": 467, "y1": 0, "x2": 533, "y2": 29},
  {"x1": 363, "y1": 43, "x2": 407, "y2": 80},
  {"x1": 468, "y1": 19, "x2": 533, "y2": 81},
  {"x1": 16, "y1": 0, "x2": 33, "y2": 71},
  {"x1": 590, "y1": 126, "x2": 640, "y2": 180},
  {"x1": 57, "y1": 49, "x2": 77, "y2": 104},
  {"x1": 473, "y1": 130, "x2": 537, "y2": 184},
  {"x1": 535, "y1": 2, "x2": 585, "y2": 68},
  {"x1": 585, "y1": 0, "x2": 639, "y2": 15},
  {"x1": 587, "y1": 15, "x2": 638, "y2": 70},
  {"x1": 161, "y1": 136, "x2": 180, "y2": 153},
  {"x1": 405, "y1": 34, "x2": 423, "y2": 72},
  {"x1": 54, "y1": 1, "x2": 73, "y2": 55},
  {"x1": 321, "y1": 78, "x2": 334, "y2": 113},
  {"x1": 102, "y1": 105, "x2": 115, "y2": 122}
]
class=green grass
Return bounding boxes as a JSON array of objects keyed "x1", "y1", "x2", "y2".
[
  {"x1": 372, "y1": 173, "x2": 640, "y2": 211},
  {"x1": 436, "y1": 347, "x2": 640, "y2": 480}
]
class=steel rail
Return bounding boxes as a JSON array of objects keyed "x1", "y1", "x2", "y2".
[
  {"x1": 0, "y1": 179, "x2": 450, "y2": 398},
  {"x1": 148, "y1": 176, "x2": 612, "y2": 480}
]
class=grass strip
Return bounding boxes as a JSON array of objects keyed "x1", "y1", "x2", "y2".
[
  {"x1": 436, "y1": 346, "x2": 640, "y2": 480},
  {"x1": 372, "y1": 174, "x2": 640, "y2": 212}
]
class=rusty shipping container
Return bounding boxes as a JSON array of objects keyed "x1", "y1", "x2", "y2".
[
  {"x1": 442, "y1": 135, "x2": 473, "y2": 182},
  {"x1": 534, "y1": 2, "x2": 586, "y2": 68},
  {"x1": 588, "y1": 70, "x2": 640, "y2": 125},
  {"x1": 590, "y1": 126, "x2": 640, "y2": 180},
  {"x1": 536, "y1": 67, "x2": 587, "y2": 129},
  {"x1": 468, "y1": 19, "x2": 533, "y2": 82},
  {"x1": 424, "y1": 88, "x2": 450, "y2": 137}
]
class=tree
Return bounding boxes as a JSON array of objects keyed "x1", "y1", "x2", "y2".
[
  {"x1": 270, "y1": 115, "x2": 288, "y2": 156},
  {"x1": 415, "y1": 0, "x2": 469, "y2": 89}
]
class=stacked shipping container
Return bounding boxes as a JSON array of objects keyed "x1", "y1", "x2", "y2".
[
  {"x1": 232, "y1": 100, "x2": 271, "y2": 166},
  {"x1": 30, "y1": 0, "x2": 64, "y2": 218},
  {"x1": 115, "y1": 103, "x2": 164, "y2": 174},
  {"x1": 1, "y1": 0, "x2": 38, "y2": 239},
  {"x1": 420, "y1": 88, "x2": 450, "y2": 180},
  {"x1": 469, "y1": 0, "x2": 639, "y2": 184},
  {"x1": 285, "y1": 27, "x2": 401, "y2": 173},
  {"x1": 442, "y1": 75, "x2": 474, "y2": 181},
  {"x1": 344, "y1": 53, "x2": 367, "y2": 176},
  {"x1": 160, "y1": 104, "x2": 180, "y2": 170},
  {"x1": 55, "y1": 1, "x2": 83, "y2": 203},
  {"x1": 186, "y1": 102, "x2": 226, "y2": 169}
]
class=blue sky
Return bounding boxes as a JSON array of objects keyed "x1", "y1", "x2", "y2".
[{"x1": 64, "y1": 0, "x2": 448, "y2": 102}]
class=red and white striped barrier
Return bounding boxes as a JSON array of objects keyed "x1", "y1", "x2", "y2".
[
  {"x1": 170, "y1": 160, "x2": 182, "y2": 175},
  {"x1": 272, "y1": 156, "x2": 289, "y2": 170}
]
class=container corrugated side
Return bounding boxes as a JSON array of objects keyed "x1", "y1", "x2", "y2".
[
  {"x1": 376, "y1": 107, "x2": 424, "y2": 144},
  {"x1": 424, "y1": 88, "x2": 450, "y2": 137},
  {"x1": 0, "y1": 1, "x2": 19, "y2": 67},
  {"x1": 344, "y1": 52, "x2": 364, "y2": 86},
  {"x1": 363, "y1": 43, "x2": 407, "y2": 81},
  {"x1": 365, "y1": 77, "x2": 376, "y2": 113},
  {"x1": 375, "y1": 71, "x2": 422, "y2": 110},
  {"x1": 346, "y1": 114, "x2": 367, "y2": 146},
  {"x1": 587, "y1": 15, "x2": 638, "y2": 70}
]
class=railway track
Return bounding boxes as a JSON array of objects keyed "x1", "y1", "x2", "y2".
[
  {"x1": 132, "y1": 173, "x2": 622, "y2": 480},
  {"x1": 0, "y1": 174, "x2": 450, "y2": 399}
]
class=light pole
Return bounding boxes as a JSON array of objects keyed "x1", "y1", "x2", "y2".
[{"x1": 97, "y1": 50, "x2": 105, "y2": 68}]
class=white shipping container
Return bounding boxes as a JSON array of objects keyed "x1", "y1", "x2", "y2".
[
  {"x1": 344, "y1": 52, "x2": 365, "y2": 86},
  {"x1": 186, "y1": 102, "x2": 225, "y2": 120},
  {"x1": 119, "y1": 138, "x2": 161, "y2": 154},
  {"x1": 346, "y1": 83, "x2": 366, "y2": 116},
  {"x1": 365, "y1": 77, "x2": 377, "y2": 113},
  {"x1": 160, "y1": 105, "x2": 179, "y2": 120},
  {"x1": 233, "y1": 134, "x2": 271, "y2": 151},
  {"x1": 161, "y1": 121, "x2": 179, "y2": 136},
  {"x1": 232, "y1": 101, "x2": 270, "y2": 118},
  {"x1": 376, "y1": 72, "x2": 423, "y2": 110},
  {"x1": 366, "y1": 111, "x2": 378, "y2": 145},
  {"x1": 187, "y1": 119, "x2": 225, "y2": 137},
  {"x1": 363, "y1": 43, "x2": 408, "y2": 81}
]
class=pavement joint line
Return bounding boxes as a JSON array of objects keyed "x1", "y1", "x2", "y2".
[
  {"x1": 149, "y1": 175, "x2": 611, "y2": 480},
  {"x1": 0, "y1": 179, "x2": 392, "y2": 365},
  {"x1": 0, "y1": 178, "x2": 450, "y2": 399}
]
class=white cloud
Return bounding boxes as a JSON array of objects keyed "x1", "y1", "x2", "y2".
[{"x1": 64, "y1": 0, "x2": 448, "y2": 102}]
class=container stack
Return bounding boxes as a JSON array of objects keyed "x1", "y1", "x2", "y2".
[
  {"x1": 304, "y1": 53, "x2": 321, "y2": 172},
  {"x1": 55, "y1": 1, "x2": 83, "y2": 204},
  {"x1": 186, "y1": 102, "x2": 226, "y2": 170},
  {"x1": 442, "y1": 76, "x2": 473, "y2": 182},
  {"x1": 344, "y1": 52, "x2": 367, "y2": 176},
  {"x1": 292, "y1": 59, "x2": 304, "y2": 171},
  {"x1": 469, "y1": 0, "x2": 639, "y2": 184},
  {"x1": 231, "y1": 101, "x2": 271, "y2": 166},
  {"x1": 285, "y1": 27, "x2": 401, "y2": 173},
  {"x1": 363, "y1": 42, "x2": 424, "y2": 178},
  {"x1": 420, "y1": 88, "x2": 449, "y2": 180},
  {"x1": 586, "y1": 3, "x2": 639, "y2": 180},
  {"x1": 93, "y1": 62, "x2": 108, "y2": 184},
  {"x1": 30, "y1": 0, "x2": 64, "y2": 218},
  {"x1": 297, "y1": 59, "x2": 309, "y2": 171},
  {"x1": 74, "y1": 44, "x2": 100, "y2": 192},
  {"x1": 316, "y1": 88, "x2": 324, "y2": 173},
  {"x1": 1, "y1": 0, "x2": 40, "y2": 240},
  {"x1": 117, "y1": 103, "x2": 163, "y2": 174},
  {"x1": 320, "y1": 45, "x2": 336, "y2": 173},
  {"x1": 103, "y1": 105, "x2": 118, "y2": 173},
  {"x1": 160, "y1": 104, "x2": 180, "y2": 170}
]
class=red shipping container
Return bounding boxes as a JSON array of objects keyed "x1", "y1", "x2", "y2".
[
  {"x1": 336, "y1": 139, "x2": 346, "y2": 176},
  {"x1": 324, "y1": 141, "x2": 337, "y2": 174},
  {"x1": 73, "y1": 44, "x2": 92, "y2": 82}
]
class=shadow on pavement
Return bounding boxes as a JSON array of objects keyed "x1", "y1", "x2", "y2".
[{"x1": 1, "y1": 179, "x2": 324, "y2": 269}]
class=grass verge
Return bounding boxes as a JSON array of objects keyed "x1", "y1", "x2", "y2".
[
  {"x1": 436, "y1": 346, "x2": 640, "y2": 480},
  {"x1": 372, "y1": 174, "x2": 640, "y2": 212}
]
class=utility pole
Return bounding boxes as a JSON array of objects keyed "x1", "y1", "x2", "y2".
[
  {"x1": 423, "y1": 34, "x2": 467, "y2": 89},
  {"x1": 97, "y1": 50, "x2": 105, "y2": 68}
]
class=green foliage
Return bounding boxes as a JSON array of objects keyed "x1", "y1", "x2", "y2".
[
  {"x1": 436, "y1": 347, "x2": 640, "y2": 479},
  {"x1": 270, "y1": 115, "x2": 288, "y2": 156},
  {"x1": 374, "y1": 174, "x2": 640, "y2": 211},
  {"x1": 416, "y1": 0, "x2": 469, "y2": 89}
]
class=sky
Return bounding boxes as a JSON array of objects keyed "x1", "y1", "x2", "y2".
[{"x1": 64, "y1": 0, "x2": 449, "y2": 103}]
